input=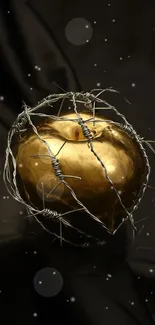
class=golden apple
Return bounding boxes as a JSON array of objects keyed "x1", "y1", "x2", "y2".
[{"x1": 14, "y1": 112, "x2": 145, "y2": 232}]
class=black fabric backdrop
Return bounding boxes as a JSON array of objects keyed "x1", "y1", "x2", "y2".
[{"x1": 0, "y1": 0, "x2": 155, "y2": 324}]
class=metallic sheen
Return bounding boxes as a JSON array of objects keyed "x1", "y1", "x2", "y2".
[{"x1": 14, "y1": 112, "x2": 145, "y2": 231}]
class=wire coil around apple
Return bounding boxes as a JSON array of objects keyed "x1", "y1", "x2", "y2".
[{"x1": 3, "y1": 89, "x2": 155, "y2": 247}]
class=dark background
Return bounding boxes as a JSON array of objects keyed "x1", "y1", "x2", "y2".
[{"x1": 0, "y1": 0, "x2": 155, "y2": 324}]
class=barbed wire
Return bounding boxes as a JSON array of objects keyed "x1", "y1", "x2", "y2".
[{"x1": 3, "y1": 89, "x2": 155, "y2": 247}]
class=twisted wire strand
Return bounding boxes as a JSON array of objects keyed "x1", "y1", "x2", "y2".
[
  {"x1": 71, "y1": 92, "x2": 137, "y2": 233},
  {"x1": 3, "y1": 89, "x2": 155, "y2": 246},
  {"x1": 26, "y1": 207, "x2": 103, "y2": 243},
  {"x1": 90, "y1": 94, "x2": 151, "y2": 234},
  {"x1": 108, "y1": 106, "x2": 151, "y2": 218}
]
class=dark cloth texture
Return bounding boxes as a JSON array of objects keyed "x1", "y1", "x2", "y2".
[{"x1": 0, "y1": 0, "x2": 155, "y2": 324}]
